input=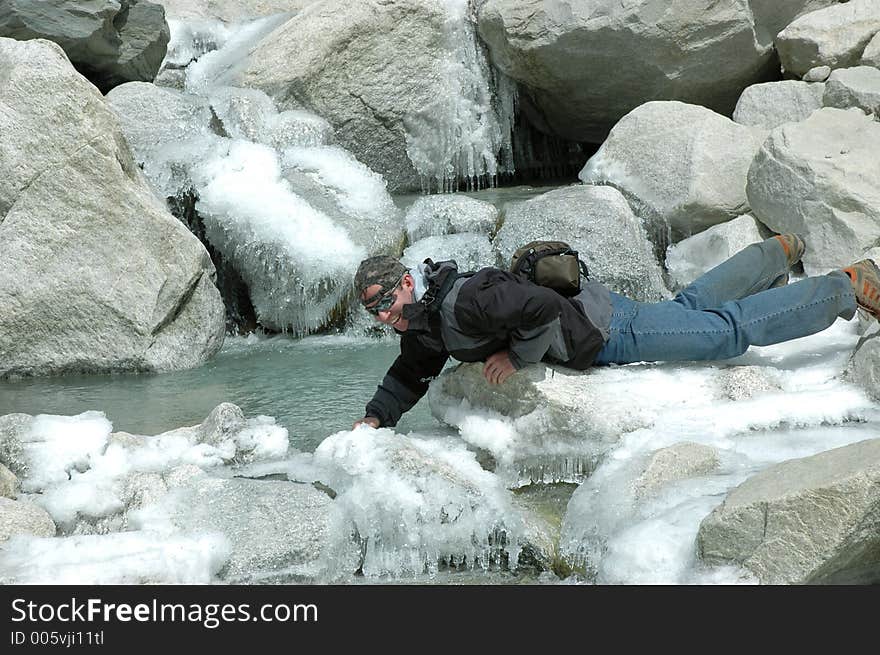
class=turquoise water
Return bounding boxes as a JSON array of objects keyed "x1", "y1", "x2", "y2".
[{"x1": 0, "y1": 333, "x2": 453, "y2": 452}]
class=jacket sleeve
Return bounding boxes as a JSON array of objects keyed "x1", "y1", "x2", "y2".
[
  {"x1": 461, "y1": 272, "x2": 568, "y2": 369},
  {"x1": 365, "y1": 333, "x2": 449, "y2": 427}
]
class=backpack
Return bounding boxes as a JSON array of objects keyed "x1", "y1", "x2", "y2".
[{"x1": 509, "y1": 240, "x2": 589, "y2": 297}]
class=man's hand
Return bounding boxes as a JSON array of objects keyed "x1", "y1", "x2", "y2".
[
  {"x1": 483, "y1": 350, "x2": 516, "y2": 385},
  {"x1": 353, "y1": 416, "x2": 380, "y2": 429}
]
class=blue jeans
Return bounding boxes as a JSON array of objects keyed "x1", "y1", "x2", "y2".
[{"x1": 594, "y1": 237, "x2": 857, "y2": 365}]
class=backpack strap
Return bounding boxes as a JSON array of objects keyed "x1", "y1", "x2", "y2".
[{"x1": 419, "y1": 259, "x2": 475, "y2": 312}]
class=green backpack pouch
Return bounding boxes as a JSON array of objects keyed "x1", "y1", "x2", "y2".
[{"x1": 509, "y1": 240, "x2": 589, "y2": 297}]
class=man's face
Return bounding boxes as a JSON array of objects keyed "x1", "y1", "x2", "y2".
[{"x1": 361, "y1": 273, "x2": 415, "y2": 331}]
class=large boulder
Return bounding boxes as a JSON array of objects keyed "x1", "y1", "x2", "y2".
[
  {"x1": 732, "y1": 80, "x2": 825, "y2": 129},
  {"x1": 233, "y1": 0, "x2": 513, "y2": 192},
  {"x1": 494, "y1": 185, "x2": 668, "y2": 302},
  {"x1": 776, "y1": 0, "x2": 880, "y2": 77},
  {"x1": 746, "y1": 107, "x2": 880, "y2": 274},
  {"x1": 0, "y1": 0, "x2": 170, "y2": 93},
  {"x1": 862, "y1": 32, "x2": 880, "y2": 67},
  {"x1": 0, "y1": 38, "x2": 226, "y2": 378},
  {"x1": 697, "y1": 438, "x2": 880, "y2": 584},
  {"x1": 404, "y1": 195, "x2": 499, "y2": 243},
  {"x1": 476, "y1": 0, "x2": 837, "y2": 143},
  {"x1": 823, "y1": 65, "x2": 880, "y2": 116},
  {"x1": 159, "y1": 1, "x2": 316, "y2": 21},
  {"x1": 847, "y1": 327, "x2": 880, "y2": 402},
  {"x1": 579, "y1": 101, "x2": 768, "y2": 239},
  {"x1": 402, "y1": 234, "x2": 495, "y2": 273}
]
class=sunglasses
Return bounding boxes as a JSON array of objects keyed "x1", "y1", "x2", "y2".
[{"x1": 361, "y1": 274, "x2": 405, "y2": 316}]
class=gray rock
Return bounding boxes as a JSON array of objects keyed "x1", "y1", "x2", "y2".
[
  {"x1": 0, "y1": 413, "x2": 31, "y2": 478},
  {"x1": 579, "y1": 102, "x2": 768, "y2": 239},
  {"x1": 847, "y1": 328, "x2": 880, "y2": 402},
  {"x1": 746, "y1": 107, "x2": 880, "y2": 274},
  {"x1": 154, "y1": 66, "x2": 186, "y2": 89},
  {"x1": 404, "y1": 195, "x2": 499, "y2": 243},
  {"x1": 823, "y1": 66, "x2": 880, "y2": 116},
  {"x1": 665, "y1": 215, "x2": 765, "y2": 291},
  {"x1": 0, "y1": 497, "x2": 56, "y2": 542},
  {"x1": 141, "y1": 475, "x2": 345, "y2": 582},
  {"x1": 697, "y1": 438, "x2": 880, "y2": 584},
  {"x1": 0, "y1": 38, "x2": 226, "y2": 378},
  {"x1": 0, "y1": 463, "x2": 20, "y2": 499},
  {"x1": 862, "y1": 31, "x2": 880, "y2": 67},
  {"x1": 717, "y1": 366, "x2": 783, "y2": 402},
  {"x1": 494, "y1": 185, "x2": 668, "y2": 302},
  {"x1": 804, "y1": 65, "x2": 833, "y2": 82},
  {"x1": 194, "y1": 402, "x2": 248, "y2": 447},
  {"x1": 776, "y1": 0, "x2": 880, "y2": 77},
  {"x1": 159, "y1": 0, "x2": 316, "y2": 21},
  {"x1": 477, "y1": 0, "x2": 836, "y2": 143},
  {"x1": 733, "y1": 80, "x2": 825, "y2": 129},
  {"x1": 403, "y1": 234, "x2": 495, "y2": 273},
  {"x1": 234, "y1": 0, "x2": 513, "y2": 191},
  {"x1": 634, "y1": 443, "x2": 720, "y2": 499},
  {"x1": 0, "y1": 0, "x2": 169, "y2": 93}
]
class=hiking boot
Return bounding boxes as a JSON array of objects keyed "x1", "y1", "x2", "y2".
[
  {"x1": 769, "y1": 234, "x2": 806, "y2": 288},
  {"x1": 842, "y1": 259, "x2": 880, "y2": 319}
]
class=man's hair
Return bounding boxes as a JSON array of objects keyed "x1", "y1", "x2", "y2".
[{"x1": 354, "y1": 255, "x2": 408, "y2": 294}]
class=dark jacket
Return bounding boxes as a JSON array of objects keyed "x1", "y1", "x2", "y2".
[{"x1": 365, "y1": 261, "x2": 612, "y2": 427}]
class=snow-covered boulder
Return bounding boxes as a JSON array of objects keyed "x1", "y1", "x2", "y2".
[
  {"x1": 404, "y1": 194, "x2": 499, "y2": 242},
  {"x1": 697, "y1": 438, "x2": 880, "y2": 584},
  {"x1": 494, "y1": 185, "x2": 668, "y2": 302},
  {"x1": 579, "y1": 102, "x2": 768, "y2": 238},
  {"x1": 746, "y1": 108, "x2": 880, "y2": 274},
  {"x1": 403, "y1": 234, "x2": 495, "y2": 273}
]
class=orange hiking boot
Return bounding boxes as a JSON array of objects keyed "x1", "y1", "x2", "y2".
[
  {"x1": 770, "y1": 234, "x2": 806, "y2": 288},
  {"x1": 842, "y1": 259, "x2": 880, "y2": 319}
]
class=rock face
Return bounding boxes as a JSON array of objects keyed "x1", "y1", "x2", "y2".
[
  {"x1": 746, "y1": 107, "x2": 880, "y2": 274},
  {"x1": 697, "y1": 438, "x2": 880, "y2": 584},
  {"x1": 580, "y1": 102, "x2": 768, "y2": 239},
  {"x1": 848, "y1": 328, "x2": 880, "y2": 402},
  {"x1": 494, "y1": 185, "x2": 668, "y2": 302},
  {"x1": 0, "y1": 0, "x2": 170, "y2": 93},
  {"x1": 0, "y1": 497, "x2": 56, "y2": 542},
  {"x1": 776, "y1": 0, "x2": 880, "y2": 77},
  {"x1": 0, "y1": 38, "x2": 226, "y2": 378},
  {"x1": 732, "y1": 80, "x2": 825, "y2": 129},
  {"x1": 476, "y1": 0, "x2": 837, "y2": 143},
  {"x1": 823, "y1": 66, "x2": 880, "y2": 116},
  {"x1": 665, "y1": 215, "x2": 765, "y2": 290},
  {"x1": 235, "y1": 0, "x2": 513, "y2": 192}
]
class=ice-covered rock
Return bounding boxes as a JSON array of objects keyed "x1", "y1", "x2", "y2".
[
  {"x1": 633, "y1": 443, "x2": 720, "y2": 499},
  {"x1": 476, "y1": 0, "x2": 837, "y2": 143},
  {"x1": 0, "y1": 0, "x2": 170, "y2": 93},
  {"x1": 665, "y1": 215, "x2": 765, "y2": 291},
  {"x1": 823, "y1": 66, "x2": 880, "y2": 116},
  {"x1": 494, "y1": 185, "x2": 667, "y2": 302},
  {"x1": 234, "y1": 0, "x2": 514, "y2": 192},
  {"x1": 862, "y1": 32, "x2": 880, "y2": 67},
  {"x1": 0, "y1": 531, "x2": 229, "y2": 584},
  {"x1": 717, "y1": 365, "x2": 784, "y2": 402},
  {"x1": 733, "y1": 80, "x2": 825, "y2": 129},
  {"x1": 746, "y1": 108, "x2": 880, "y2": 274},
  {"x1": 0, "y1": 498, "x2": 56, "y2": 542},
  {"x1": 403, "y1": 234, "x2": 495, "y2": 273},
  {"x1": 0, "y1": 464, "x2": 19, "y2": 499},
  {"x1": 697, "y1": 438, "x2": 880, "y2": 584},
  {"x1": 580, "y1": 102, "x2": 768, "y2": 239},
  {"x1": 404, "y1": 194, "x2": 499, "y2": 242},
  {"x1": 313, "y1": 428, "x2": 526, "y2": 577},
  {"x1": 776, "y1": 0, "x2": 880, "y2": 77},
  {"x1": 0, "y1": 38, "x2": 225, "y2": 378},
  {"x1": 131, "y1": 474, "x2": 343, "y2": 582}
]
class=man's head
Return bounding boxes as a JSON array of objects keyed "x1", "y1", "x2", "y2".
[{"x1": 354, "y1": 255, "x2": 415, "y2": 331}]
